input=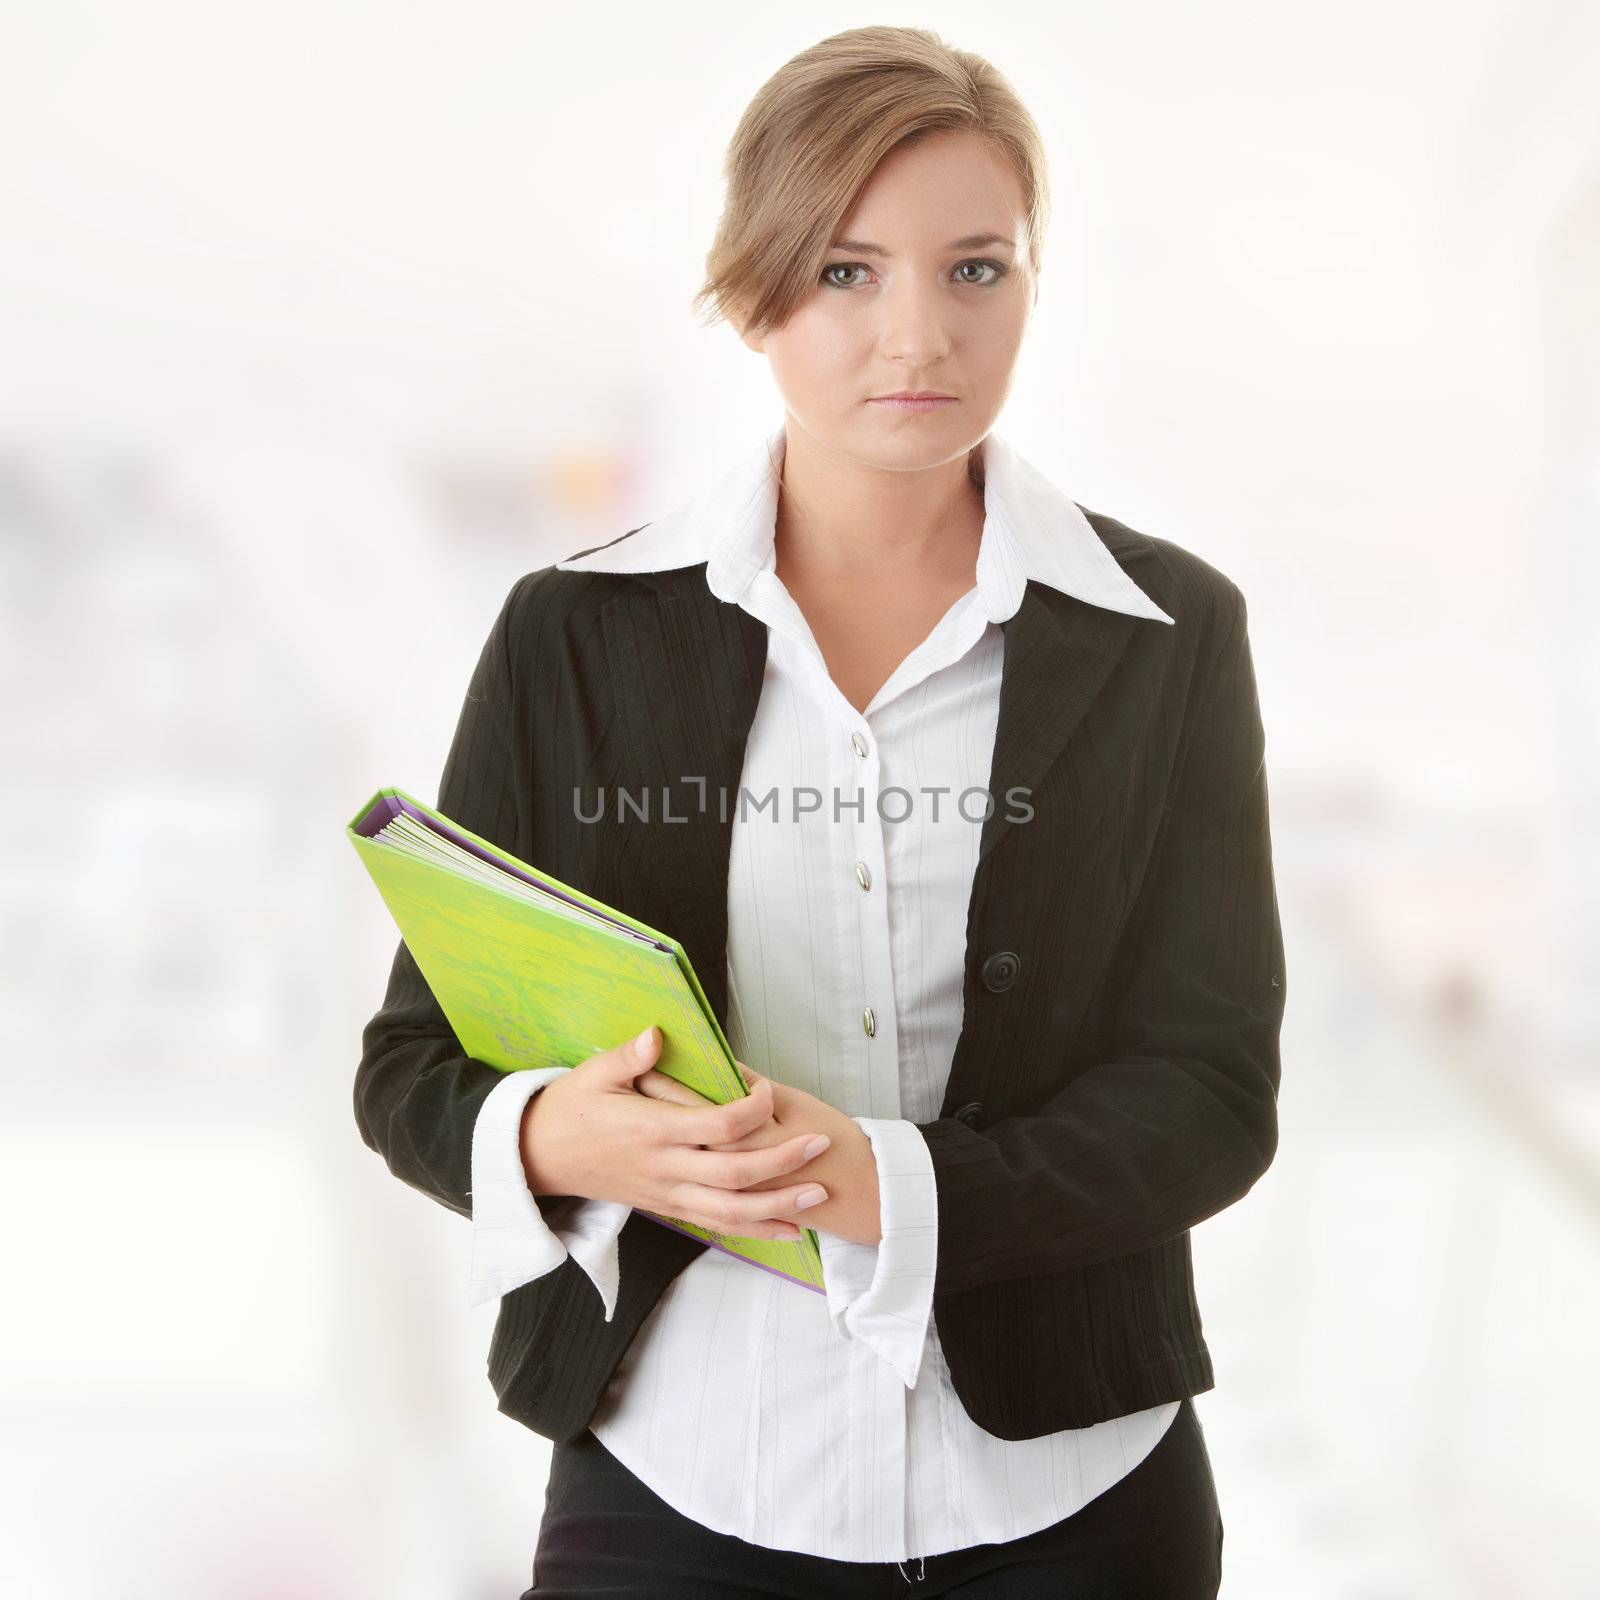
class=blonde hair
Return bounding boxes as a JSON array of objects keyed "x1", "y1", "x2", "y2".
[{"x1": 693, "y1": 25, "x2": 1050, "y2": 340}]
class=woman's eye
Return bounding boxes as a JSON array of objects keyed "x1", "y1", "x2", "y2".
[
  {"x1": 955, "y1": 259, "x2": 1009, "y2": 286},
  {"x1": 821, "y1": 262, "x2": 870, "y2": 289}
]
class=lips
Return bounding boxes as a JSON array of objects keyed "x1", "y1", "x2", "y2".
[{"x1": 869, "y1": 393, "x2": 959, "y2": 412}]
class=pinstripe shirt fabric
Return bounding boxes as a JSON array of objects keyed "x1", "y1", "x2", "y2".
[{"x1": 464, "y1": 424, "x2": 1181, "y2": 1562}]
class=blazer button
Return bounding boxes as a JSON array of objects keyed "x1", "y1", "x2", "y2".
[
  {"x1": 954, "y1": 1101, "x2": 985, "y2": 1129},
  {"x1": 980, "y1": 950, "x2": 1021, "y2": 992}
]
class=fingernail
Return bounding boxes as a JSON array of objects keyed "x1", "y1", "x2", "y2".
[
  {"x1": 634, "y1": 1026, "x2": 655, "y2": 1055},
  {"x1": 795, "y1": 1187, "x2": 826, "y2": 1209},
  {"x1": 803, "y1": 1136, "x2": 830, "y2": 1160}
]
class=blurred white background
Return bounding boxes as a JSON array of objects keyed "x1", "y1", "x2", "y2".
[{"x1": 3, "y1": 3, "x2": 1598, "y2": 1595}]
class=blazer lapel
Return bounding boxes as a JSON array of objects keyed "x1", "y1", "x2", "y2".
[
  {"x1": 604, "y1": 575, "x2": 768, "y2": 1030},
  {"x1": 978, "y1": 582, "x2": 1141, "y2": 871}
]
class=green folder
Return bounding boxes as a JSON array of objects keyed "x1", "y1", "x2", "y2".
[{"x1": 348, "y1": 785, "x2": 825, "y2": 1294}]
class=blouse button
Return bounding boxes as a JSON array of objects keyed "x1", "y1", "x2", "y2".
[
  {"x1": 854, "y1": 859, "x2": 871, "y2": 891},
  {"x1": 862, "y1": 1006, "x2": 876, "y2": 1038},
  {"x1": 851, "y1": 731, "x2": 868, "y2": 758}
]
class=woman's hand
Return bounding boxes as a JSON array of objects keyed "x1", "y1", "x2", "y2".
[
  {"x1": 636, "y1": 1060, "x2": 882, "y2": 1246},
  {"x1": 518, "y1": 1025, "x2": 834, "y2": 1242}
]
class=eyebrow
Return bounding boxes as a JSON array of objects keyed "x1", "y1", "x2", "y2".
[{"x1": 827, "y1": 233, "x2": 1017, "y2": 256}]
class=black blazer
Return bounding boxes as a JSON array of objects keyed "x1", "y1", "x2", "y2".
[{"x1": 354, "y1": 506, "x2": 1286, "y2": 1444}]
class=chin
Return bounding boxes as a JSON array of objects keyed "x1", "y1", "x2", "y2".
[{"x1": 859, "y1": 413, "x2": 982, "y2": 462}]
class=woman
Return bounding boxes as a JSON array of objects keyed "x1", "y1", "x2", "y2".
[{"x1": 355, "y1": 24, "x2": 1284, "y2": 1598}]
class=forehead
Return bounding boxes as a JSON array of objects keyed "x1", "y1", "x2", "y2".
[{"x1": 838, "y1": 130, "x2": 1026, "y2": 238}]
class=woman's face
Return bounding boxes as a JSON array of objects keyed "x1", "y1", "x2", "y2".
[{"x1": 741, "y1": 128, "x2": 1036, "y2": 471}]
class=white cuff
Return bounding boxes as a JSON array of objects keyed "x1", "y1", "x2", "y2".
[
  {"x1": 467, "y1": 1067, "x2": 632, "y2": 1318},
  {"x1": 547, "y1": 1191, "x2": 632, "y2": 1322},
  {"x1": 815, "y1": 1117, "x2": 938, "y2": 1388}
]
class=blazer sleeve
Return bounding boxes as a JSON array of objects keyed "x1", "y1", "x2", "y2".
[
  {"x1": 914, "y1": 578, "x2": 1285, "y2": 1295},
  {"x1": 353, "y1": 570, "x2": 581, "y2": 1226}
]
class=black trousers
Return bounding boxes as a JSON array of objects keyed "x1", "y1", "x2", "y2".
[{"x1": 522, "y1": 1396, "x2": 1223, "y2": 1598}]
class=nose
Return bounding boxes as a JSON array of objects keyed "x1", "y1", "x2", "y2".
[{"x1": 874, "y1": 274, "x2": 952, "y2": 366}]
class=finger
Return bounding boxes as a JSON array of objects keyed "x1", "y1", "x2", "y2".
[
  {"x1": 660, "y1": 1178, "x2": 828, "y2": 1232},
  {"x1": 741, "y1": 1067, "x2": 793, "y2": 1122},
  {"x1": 676, "y1": 1076, "x2": 774, "y2": 1146},
  {"x1": 681, "y1": 1217, "x2": 806, "y2": 1243},
  {"x1": 701, "y1": 1127, "x2": 767, "y2": 1152},
  {"x1": 680, "y1": 1133, "x2": 830, "y2": 1192},
  {"x1": 701, "y1": 1091, "x2": 797, "y2": 1151},
  {"x1": 634, "y1": 1068, "x2": 709, "y2": 1108},
  {"x1": 603, "y1": 1024, "x2": 662, "y2": 1084}
]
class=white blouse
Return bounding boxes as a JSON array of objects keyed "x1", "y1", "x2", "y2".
[{"x1": 466, "y1": 423, "x2": 1179, "y2": 1565}]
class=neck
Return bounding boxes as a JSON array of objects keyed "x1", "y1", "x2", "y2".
[{"x1": 771, "y1": 419, "x2": 986, "y2": 595}]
